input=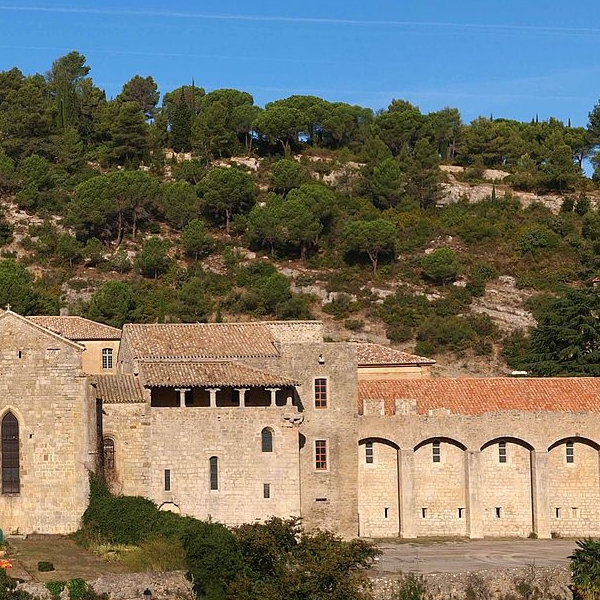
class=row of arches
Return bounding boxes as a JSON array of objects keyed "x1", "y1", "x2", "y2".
[{"x1": 358, "y1": 435, "x2": 600, "y2": 539}]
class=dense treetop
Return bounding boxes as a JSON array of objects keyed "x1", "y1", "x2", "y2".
[{"x1": 2, "y1": 51, "x2": 600, "y2": 374}]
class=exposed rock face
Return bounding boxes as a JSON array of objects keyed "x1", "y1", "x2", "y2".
[{"x1": 471, "y1": 276, "x2": 536, "y2": 333}]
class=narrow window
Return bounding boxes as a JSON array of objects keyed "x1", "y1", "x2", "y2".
[
  {"x1": 314, "y1": 378, "x2": 327, "y2": 408},
  {"x1": 498, "y1": 441, "x2": 507, "y2": 463},
  {"x1": 209, "y1": 456, "x2": 218, "y2": 490},
  {"x1": 495, "y1": 507, "x2": 501, "y2": 518},
  {"x1": 261, "y1": 428, "x2": 273, "y2": 453},
  {"x1": 432, "y1": 441, "x2": 441, "y2": 463},
  {"x1": 263, "y1": 483, "x2": 270, "y2": 499},
  {"x1": 365, "y1": 442, "x2": 374, "y2": 464},
  {"x1": 572, "y1": 507, "x2": 579, "y2": 518},
  {"x1": 566, "y1": 442, "x2": 574, "y2": 463},
  {"x1": 384, "y1": 507, "x2": 389, "y2": 519},
  {"x1": 421, "y1": 508, "x2": 427, "y2": 518},
  {"x1": 103, "y1": 437, "x2": 115, "y2": 476},
  {"x1": 458, "y1": 508, "x2": 464, "y2": 519},
  {"x1": 164, "y1": 469, "x2": 171, "y2": 492},
  {"x1": 555, "y1": 507, "x2": 561, "y2": 518},
  {"x1": 315, "y1": 440, "x2": 327, "y2": 470},
  {"x1": 2, "y1": 413, "x2": 19, "y2": 494},
  {"x1": 102, "y1": 348, "x2": 113, "y2": 370}
]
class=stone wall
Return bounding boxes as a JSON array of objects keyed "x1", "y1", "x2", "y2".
[{"x1": 0, "y1": 313, "x2": 94, "y2": 534}]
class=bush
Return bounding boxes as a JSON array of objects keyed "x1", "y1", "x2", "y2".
[
  {"x1": 37, "y1": 561, "x2": 54, "y2": 572},
  {"x1": 122, "y1": 537, "x2": 186, "y2": 572}
]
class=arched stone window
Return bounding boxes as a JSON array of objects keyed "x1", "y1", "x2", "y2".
[
  {"x1": 2, "y1": 412, "x2": 19, "y2": 494},
  {"x1": 209, "y1": 456, "x2": 219, "y2": 490},
  {"x1": 261, "y1": 428, "x2": 273, "y2": 453},
  {"x1": 103, "y1": 437, "x2": 115, "y2": 476}
]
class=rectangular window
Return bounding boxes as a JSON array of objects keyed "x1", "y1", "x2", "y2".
[
  {"x1": 263, "y1": 483, "x2": 270, "y2": 499},
  {"x1": 432, "y1": 441, "x2": 441, "y2": 463},
  {"x1": 384, "y1": 507, "x2": 389, "y2": 519},
  {"x1": 495, "y1": 507, "x2": 502, "y2": 519},
  {"x1": 164, "y1": 469, "x2": 171, "y2": 492},
  {"x1": 365, "y1": 442, "x2": 374, "y2": 464},
  {"x1": 421, "y1": 508, "x2": 427, "y2": 518},
  {"x1": 314, "y1": 378, "x2": 327, "y2": 408},
  {"x1": 209, "y1": 456, "x2": 218, "y2": 490},
  {"x1": 102, "y1": 348, "x2": 113, "y2": 370},
  {"x1": 458, "y1": 508, "x2": 464, "y2": 519},
  {"x1": 555, "y1": 507, "x2": 561, "y2": 518},
  {"x1": 315, "y1": 440, "x2": 327, "y2": 470},
  {"x1": 498, "y1": 441, "x2": 507, "y2": 463},
  {"x1": 566, "y1": 442, "x2": 574, "y2": 463}
]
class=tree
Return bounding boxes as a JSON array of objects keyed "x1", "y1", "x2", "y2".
[
  {"x1": 199, "y1": 167, "x2": 257, "y2": 232},
  {"x1": 182, "y1": 219, "x2": 212, "y2": 260},
  {"x1": 117, "y1": 75, "x2": 159, "y2": 120},
  {"x1": 158, "y1": 180, "x2": 202, "y2": 229},
  {"x1": 86, "y1": 281, "x2": 137, "y2": 328},
  {"x1": 0, "y1": 259, "x2": 42, "y2": 315},
  {"x1": 369, "y1": 157, "x2": 405, "y2": 209},
  {"x1": 421, "y1": 248, "x2": 460, "y2": 284},
  {"x1": 570, "y1": 538, "x2": 600, "y2": 600},
  {"x1": 254, "y1": 104, "x2": 304, "y2": 156},
  {"x1": 276, "y1": 197, "x2": 322, "y2": 259},
  {"x1": 107, "y1": 101, "x2": 150, "y2": 166},
  {"x1": 402, "y1": 139, "x2": 443, "y2": 209},
  {"x1": 177, "y1": 277, "x2": 213, "y2": 322},
  {"x1": 135, "y1": 237, "x2": 171, "y2": 278},
  {"x1": 525, "y1": 287, "x2": 600, "y2": 376},
  {"x1": 269, "y1": 159, "x2": 307, "y2": 196},
  {"x1": 344, "y1": 219, "x2": 397, "y2": 274}
]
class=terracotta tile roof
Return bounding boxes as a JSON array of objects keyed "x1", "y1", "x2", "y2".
[
  {"x1": 95, "y1": 374, "x2": 146, "y2": 403},
  {"x1": 358, "y1": 378, "x2": 600, "y2": 416},
  {"x1": 28, "y1": 316, "x2": 122, "y2": 340},
  {"x1": 138, "y1": 361, "x2": 299, "y2": 388},
  {"x1": 122, "y1": 323, "x2": 280, "y2": 359},
  {"x1": 356, "y1": 343, "x2": 435, "y2": 366}
]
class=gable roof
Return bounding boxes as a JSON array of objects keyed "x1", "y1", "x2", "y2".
[
  {"x1": 95, "y1": 374, "x2": 146, "y2": 403},
  {"x1": 356, "y1": 343, "x2": 435, "y2": 366},
  {"x1": 122, "y1": 323, "x2": 280, "y2": 360},
  {"x1": 27, "y1": 316, "x2": 122, "y2": 341},
  {"x1": 0, "y1": 310, "x2": 84, "y2": 351},
  {"x1": 358, "y1": 378, "x2": 600, "y2": 415},
  {"x1": 138, "y1": 361, "x2": 299, "y2": 388}
]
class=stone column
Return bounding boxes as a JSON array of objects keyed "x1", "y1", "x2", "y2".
[
  {"x1": 235, "y1": 388, "x2": 249, "y2": 407},
  {"x1": 266, "y1": 388, "x2": 280, "y2": 406},
  {"x1": 207, "y1": 388, "x2": 220, "y2": 408},
  {"x1": 398, "y1": 448, "x2": 416, "y2": 538},
  {"x1": 465, "y1": 450, "x2": 483, "y2": 539},
  {"x1": 531, "y1": 450, "x2": 551, "y2": 539},
  {"x1": 174, "y1": 388, "x2": 190, "y2": 407}
]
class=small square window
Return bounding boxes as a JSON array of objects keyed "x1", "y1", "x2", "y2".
[
  {"x1": 432, "y1": 441, "x2": 441, "y2": 463},
  {"x1": 365, "y1": 442, "x2": 374, "y2": 464},
  {"x1": 315, "y1": 440, "x2": 327, "y2": 470},
  {"x1": 314, "y1": 378, "x2": 327, "y2": 408},
  {"x1": 566, "y1": 442, "x2": 574, "y2": 464},
  {"x1": 498, "y1": 441, "x2": 507, "y2": 463}
]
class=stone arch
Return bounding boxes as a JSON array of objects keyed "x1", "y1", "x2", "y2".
[
  {"x1": 413, "y1": 436, "x2": 467, "y2": 537},
  {"x1": 547, "y1": 436, "x2": 600, "y2": 537},
  {"x1": 357, "y1": 436, "x2": 399, "y2": 538},
  {"x1": 480, "y1": 436, "x2": 534, "y2": 452},
  {"x1": 414, "y1": 436, "x2": 466, "y2": 452},
  {"x1": 479, "y1": 436, "x2": 533, "y2": 536}
]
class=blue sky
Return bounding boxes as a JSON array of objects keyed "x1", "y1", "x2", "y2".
[{"x1": 0, "y1": 1, "x2": 599, "y2": 127}]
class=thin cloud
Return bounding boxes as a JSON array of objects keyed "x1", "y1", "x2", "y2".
[{"x1": 1, "y1": 5, "x2": 600, "y2": 36}]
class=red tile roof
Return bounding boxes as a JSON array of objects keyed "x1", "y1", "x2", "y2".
[
  {"x1": 95, "y1": 375, "x2": 146, "y2": 403},
  {"x1": 122, "y1": 323, "x2": 280, "y2": 359},
  {"x1": 28, "y1": 316, "x2": 122, "y2": 340},
  {"x1": 358, "y1": 378, "x2": 600, "y2": 415},
  {"x1": 356, "y1": 343, "x2": 435, "y2": 366},
  {"x1": 139, "y1": 361, "x2": 299, "y2": 388}
]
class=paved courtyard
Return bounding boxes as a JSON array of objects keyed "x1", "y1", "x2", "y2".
[{"x1": 377, "y1": 539, "x2": 577, "y2": 574}]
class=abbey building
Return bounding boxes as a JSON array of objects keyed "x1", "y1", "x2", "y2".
[{"x1": 1, "y1": 309, "x2": 599, "y2": 540}]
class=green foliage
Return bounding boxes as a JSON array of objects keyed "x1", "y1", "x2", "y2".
[
  {"x1": 182, "y1": 219, "x2": 212, "y2": 260},
  {"x1": 269, "y1": 158, "x2": 307, "y2": 196},
  {"x1": 37, "y1": 561, "x2": 54, "y2": 572},
  {"x1": 344, "y1": 219, "x2": 397, "y2": 275},
  {"x1": 122, "y1": 537, "x2": 186, "y2": 572},
  {"x1": 421, "y1": 248, "x2": 460, "y2": 285},
  {"x1": 85, "y1": 281, "x2": 137, "y2": 328},
  {"x1": 0, "y1": 259, "x2": 43, "y2": 314},
  {"x1": 391, "y1": 572, "x2": 427, "y2": 600},
  {"x1": 570, "y1": 538, "x2": 600, "y2": 600},
  {"x1": 135, "y1": 237, "x2": 170, "y2": 278},
  {"x1": 46, "y1": 581, "x2": 66, "y2": 600}
]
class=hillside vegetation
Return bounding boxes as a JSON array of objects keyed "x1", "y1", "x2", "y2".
[{"x1": 2, "y1": 51, "x2": 600, "y2": 375}]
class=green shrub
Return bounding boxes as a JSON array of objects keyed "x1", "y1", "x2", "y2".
[
  {"x1": 46, "y1": 581, "x2": 66, "y2": 600},
  {"x1": 37, "y1": 561, "x2": 54, "y2": 572},
  {"x1": 122, "y1": 537, "x2": 186, "y2": 572}
]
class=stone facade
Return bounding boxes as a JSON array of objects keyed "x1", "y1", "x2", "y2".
[{"x1": 4, "y1": 312, "x2": 600, "y2": 542}]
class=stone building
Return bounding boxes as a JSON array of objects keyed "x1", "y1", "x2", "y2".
[{"x1": 1, "y1": 310, "x2": 600, "y2": 540}]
